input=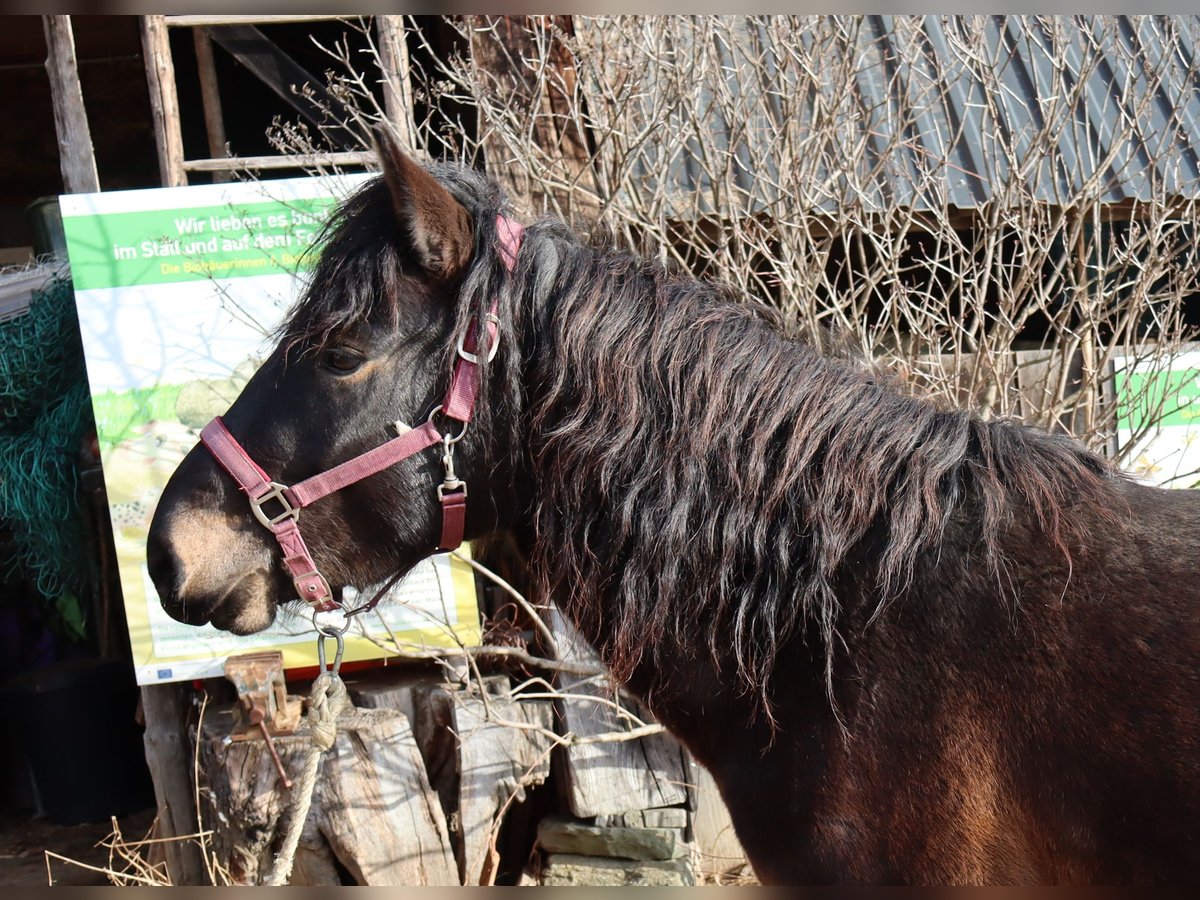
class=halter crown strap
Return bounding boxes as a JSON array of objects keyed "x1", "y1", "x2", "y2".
[
  {"x1": 442, "y1": 216, "x2": 524, "y2": 423},
  {"x1": 199, "y1": 214, "x2": 524, "y2": 612}
]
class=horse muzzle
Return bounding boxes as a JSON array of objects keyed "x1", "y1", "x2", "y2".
[{"x1": 146, "y1": 501, "x2": 281, "y2": 635}]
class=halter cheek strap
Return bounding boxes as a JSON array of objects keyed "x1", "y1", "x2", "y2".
[{"x1": 199, "y1": 215, "x2": 524, "y2": 613}]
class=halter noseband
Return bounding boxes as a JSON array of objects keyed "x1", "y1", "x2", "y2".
[{"x1": 198, "y1": 215, "x2": 524, "y2": 614}]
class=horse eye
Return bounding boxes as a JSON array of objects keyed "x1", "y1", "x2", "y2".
[{"x1": 321, "y1": 347, "x2": 364, "y2": 374}]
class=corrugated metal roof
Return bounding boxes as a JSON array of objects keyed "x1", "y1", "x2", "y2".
[{"x1": 619, "y1": 15, "x2": 1200, "y2": 216}]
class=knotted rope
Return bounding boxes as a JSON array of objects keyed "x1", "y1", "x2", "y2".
[{"x1": 263, "y1": 672, "x2": 350, "y2": 886}]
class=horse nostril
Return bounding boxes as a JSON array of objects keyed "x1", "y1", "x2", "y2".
[{"x1": 146, "y1": 529, "x2": 195, "y2": 622}]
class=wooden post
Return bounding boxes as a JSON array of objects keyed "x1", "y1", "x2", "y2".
[
  {"x1": 140, "y1": 15, "x2": 187, "y2": 187},
  {"x1": 191, "y1": 27, "x2": 230, "y2": 183},
  {"x1": 141, "y1": 683, "x2": 206, "y2": 885},
  {"x1": 375, "y1": 15, "x2": 419, "y2": 152},
  {"x1": 42, "y1": 15, "x2": 99, "y2": 194}
]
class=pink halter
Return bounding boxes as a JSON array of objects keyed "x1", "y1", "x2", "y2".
[{"x1": 199, "y1": 215, "x2": 524, "y2": 613}]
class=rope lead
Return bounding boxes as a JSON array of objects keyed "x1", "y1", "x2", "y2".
[{"x1": 262, "y1": 667, "x2": 350, "y2": 885}]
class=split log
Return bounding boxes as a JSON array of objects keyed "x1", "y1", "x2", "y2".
[
  {"x1": 367, "y1": 674, "x2": 555, "y2": 885},
  {"x1": 451, "y1": 679, "x2": 555, "y2": 885},
  {"x1": 548, "y1": 608, "x2": 690, "y2": 817},
  {"x1": 198, "y1": 700, "x2": 457, "y2": 885}
]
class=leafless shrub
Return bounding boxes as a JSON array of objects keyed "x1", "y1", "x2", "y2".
[{"x1": 275, "y1": 15, "x2": 1200, "y2": 482}]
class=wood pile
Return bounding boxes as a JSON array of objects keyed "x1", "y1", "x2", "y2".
[{"x1": 195, "y1": 617, "x2": 752, "y2": 886}]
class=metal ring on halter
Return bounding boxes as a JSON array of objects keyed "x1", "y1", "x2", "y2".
[
  {"x1": 312, "y1": 606, "x2": 352, "y2": 636},
  {"x1": 426, "y1": 404, "x2": 469, "y2": 444}
]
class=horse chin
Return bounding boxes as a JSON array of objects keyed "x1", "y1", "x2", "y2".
[{"x1": 204, "y1": 572, "x2": 278, "y2": 635}]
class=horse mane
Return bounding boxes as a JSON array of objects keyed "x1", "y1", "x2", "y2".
[{"x1": 289, "y1": 166, "x2": 1123, "y2": 717}]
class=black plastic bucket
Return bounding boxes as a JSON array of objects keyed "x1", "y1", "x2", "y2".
[{"x1": 0, "y1": 657, "x2": 155, "y2": 824}]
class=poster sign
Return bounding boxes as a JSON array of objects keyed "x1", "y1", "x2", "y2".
[
  {"x1": 61, "y1": 175, "x2": 481, "y2": 684},
  {"x1": 1115, "y1": 349, "x2": 1200, "y2": 488}
]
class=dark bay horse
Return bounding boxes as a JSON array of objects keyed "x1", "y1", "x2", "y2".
[{"x1": 147, "y1": 132, "x2": 1199, "y2": 885}]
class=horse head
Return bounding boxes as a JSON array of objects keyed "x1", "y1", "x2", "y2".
[{"x1": 147, "y1": 131, "x2": 525, "y2": 634}]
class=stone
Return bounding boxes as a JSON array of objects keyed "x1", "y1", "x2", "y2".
[
  {"x1": 540, "y1": 853, "x2": 695, "y2": 886},
  {"x1": 537, "y1": 815, "x2": 681, "y2": 861},
  {"x1": 597, "y1": 807, "x2": 689, "y2": 830}
]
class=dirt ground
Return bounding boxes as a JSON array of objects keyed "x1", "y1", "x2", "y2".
[{"x1": 0, "y1": 805, "x2": 158, "y2": 886}]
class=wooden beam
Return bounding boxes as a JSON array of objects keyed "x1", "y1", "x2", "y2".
[
  {"x1": 375, "y1": 16, "x2": 419, "y2": 152},
  {"x1": 192, "y1": 28, "x2": 230, "y2": 183},
  {"x1": 182, "y1": 151, "x2": 373, "y2": 173},
  {"x1": 141, "y1": 683, "x2": 206, "y2": 885},
  {"x1": 42, "y1": 15, "x2": 99, "y2": 193},
  {"x1": 204, "y1": 25, "x2": 356, "y2": 150},
  {"x1": 140, "y1": 15, "x2": 187, "y2": 187},
  {"x1": 166, "y1": 15, "x2": 349, "y2": 28}
]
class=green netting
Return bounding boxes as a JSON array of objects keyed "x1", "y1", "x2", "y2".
[
  {"x1": 0, "y1": 274, "x2": 86, "y2": 431},
  {"x1": 0, "y1": 275, "x2": 93, "y2": 637}
]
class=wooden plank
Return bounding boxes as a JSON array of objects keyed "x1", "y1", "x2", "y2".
[
  {"x1": 42, "y1": 15, "x2": 99, "y2": 193},
  {"x1": 548, "y1": 609, "x2": 690, "y2": 818},
  {"x1": 375, "y1": 15, "x2": 419, "y2": 152},
  {"x1": 140, "y1": 683, "x2": 206, "y2": 885},
  {"x1": 199, "y1": 701, "x2": 458, "y2": 885},
  {"x1": 167, "y1": 15, "x2": 350, "y2": 28},
  {"x1": 688, "y1": 760, "x2": 751, "y2": 882},
  {"x1": 140, "y1": 15, "x2": 187, "y2": 186},
  {"x1": 191, "y1": 27, "x2": 230, "y2": 183},
  {"x1": 182, "y1": 151, "x2": 373, "y2": 172}
]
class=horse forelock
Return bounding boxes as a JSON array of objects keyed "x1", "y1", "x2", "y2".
[{"x1": 278, "y1": 180, "x2": 404, "y2": 354}]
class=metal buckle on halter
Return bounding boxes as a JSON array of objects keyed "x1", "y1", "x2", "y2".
[
  {"x1": 437, "y1": 480, "x2": 468, "y2": 500},
  {"x1": 456, "y1": 313, "x2": 501, "y2": 364},
  {"x1": 293, "y1": 569, "x2": 333, "y2": 605},
  {"x1": 250, "y1": 482, "x2": 300, "y2": 529}
]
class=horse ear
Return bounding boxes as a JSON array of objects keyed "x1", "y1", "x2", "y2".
[{"x1": 372, "y1": 127, "x2": 473, "y2": 280}]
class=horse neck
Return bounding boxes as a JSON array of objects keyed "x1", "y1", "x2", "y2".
[{"x1": 503, "y1": 236, "x2": 1118, "y2": 735}]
